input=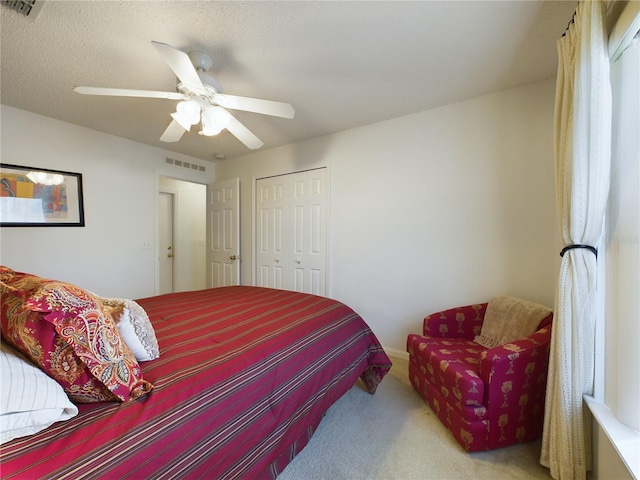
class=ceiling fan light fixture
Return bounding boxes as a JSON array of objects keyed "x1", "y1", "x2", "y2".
[
  {"x1": 201, "y1": 105, "x2": 230, "y2": 136},
  {"x1": 170, "y1": 112, "x2": 191, "y2": 131},
  {"x1": 171, "y1": 99, "x2": 201, "y2": 130}
]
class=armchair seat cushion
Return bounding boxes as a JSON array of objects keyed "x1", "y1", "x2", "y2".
[{"x1": 408, "y1": 335, "x2": 485, "y2": 409}]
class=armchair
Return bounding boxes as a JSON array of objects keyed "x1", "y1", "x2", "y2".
[{"x1": 406, "y1": 298, "x2": 553, "y2": 452}]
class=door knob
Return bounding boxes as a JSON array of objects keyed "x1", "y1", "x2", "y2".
[
  {"x1": 167, "y1": 253, "x2": 173, "y2": 258},
  {"x1": 230, "y1": 255, "x2": 237, "y2": 261}
]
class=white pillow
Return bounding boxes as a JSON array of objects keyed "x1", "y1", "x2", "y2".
[
  {"x1": 1, "y1": 341, "x2": 78, "y2": 444},
  {"x1": 99, "y1": 297, "x2": 160, "y2": 361}
]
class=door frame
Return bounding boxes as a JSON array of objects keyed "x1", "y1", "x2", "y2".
[{"x1": 155, "y1": 173, "x2": 208, "y2": 295}]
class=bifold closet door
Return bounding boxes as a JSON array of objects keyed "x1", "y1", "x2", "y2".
[{"x1": 256, "y1": 169, "x2": 327, "y2": 295}]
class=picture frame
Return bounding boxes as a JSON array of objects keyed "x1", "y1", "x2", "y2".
[{"x1": 0, "y1": 163, "x2": 85, "y2": 227}]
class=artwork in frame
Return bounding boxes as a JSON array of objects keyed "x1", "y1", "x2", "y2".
[{"x1": 0, "y1": 164, "x2": 85, "y2": 227}]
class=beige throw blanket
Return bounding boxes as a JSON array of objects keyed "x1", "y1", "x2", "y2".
[{"x1": 474, "y1": 295, "x2": 552, "y2": 348}]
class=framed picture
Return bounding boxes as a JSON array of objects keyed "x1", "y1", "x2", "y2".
[{"x1": 0, "y1": 164, "x2": 85, "y2": 227}]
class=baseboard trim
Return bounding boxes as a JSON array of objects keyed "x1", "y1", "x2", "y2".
[{"x1": 384, "y1": 347, "x2": 409, "y2": 360}]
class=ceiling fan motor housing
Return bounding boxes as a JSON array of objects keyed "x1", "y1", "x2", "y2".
[
  {"x1": 178, "y1": 50, "x2": 223, "y2": 95},
  {"x1": 188, "y1": 51, "x2": 213, "y2": 72}
]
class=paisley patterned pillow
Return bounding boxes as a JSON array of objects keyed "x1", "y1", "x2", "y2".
[{"x1": 0, "y1": 267, "x2": 153, "y2": 403}]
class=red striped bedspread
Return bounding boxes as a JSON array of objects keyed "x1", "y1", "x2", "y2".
[{"x1": 1, "y1": 286, "x2": 391, "y2": 479}]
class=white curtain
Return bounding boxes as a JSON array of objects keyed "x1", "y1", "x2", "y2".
[{"x1": 540, "y1": 1, "x2": 612, "y2": 479}]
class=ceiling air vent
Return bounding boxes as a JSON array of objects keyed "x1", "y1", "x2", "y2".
[
  {"x1": 165, "y1": 157, "x2": 206, "y2": 173},
  {"x1": 2, "y1": 0, "x2": 44, "y2": 19}
]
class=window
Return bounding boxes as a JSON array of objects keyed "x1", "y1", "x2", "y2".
[
  {"x1": 604, "y1": 32, "x2": 639, "y2": 433},
  {"x1": 590, "y1": 5, "x2": 640, "y2": 477}
]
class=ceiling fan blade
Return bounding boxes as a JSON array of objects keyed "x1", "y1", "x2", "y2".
[
  {"x1": 225, "y1": 114, "x2": 264, "y2": 150},
  {"x1": 74, "y1": 86, "x2": 186, "y2": 100},
  {"x1": 213, "y1": 93, "x2": 295, "y2": 119},
  {"x1": 160, "y1": 119, "x2": 187, "y2": 143},
  {"x1": 151, "y1": 41, "x2": 207, "y2": 96}
]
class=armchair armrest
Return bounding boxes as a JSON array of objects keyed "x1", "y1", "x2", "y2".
[
  {"x1": 423, "y1": 303, "x2": 487, "y2": 340},
  {"x1": 479, "y1": 324, "x2": 553, "y2": 406}
]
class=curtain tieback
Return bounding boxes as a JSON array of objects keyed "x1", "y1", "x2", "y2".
[{"x1": 560, "y1": 244, "x2": 598, "y2": 258}]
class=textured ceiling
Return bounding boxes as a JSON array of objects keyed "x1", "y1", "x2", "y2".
[{"x1": 0, "y1": 1, "x2": 576, "y2": 162}]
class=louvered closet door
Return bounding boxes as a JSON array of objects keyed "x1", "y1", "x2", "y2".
[{"x1": 255, "y1": 169, "x2": 327, "y2": 296}]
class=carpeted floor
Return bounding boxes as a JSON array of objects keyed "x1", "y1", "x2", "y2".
[{"x1": 277, "y1": 355, "x2": 552, "y2": 479}]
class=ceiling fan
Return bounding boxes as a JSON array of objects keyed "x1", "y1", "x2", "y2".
[{"x1": 73, "y1": 41, "x2": 295, "y2": 150}]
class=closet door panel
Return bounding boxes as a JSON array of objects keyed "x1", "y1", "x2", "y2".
[
  {"x1": 300, "y1": 169, "x2": 327, "y2": 296},
  {"x1": 255, "y1": 178, "x2": 289, "y2": 289},
  {"x1": 255, "y1": 168, "x2": 327, "y2": 295}
]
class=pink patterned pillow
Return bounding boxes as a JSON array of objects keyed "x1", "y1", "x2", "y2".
[{"x1": 0, "y1": 267, "x2": 153, "y2": 403}]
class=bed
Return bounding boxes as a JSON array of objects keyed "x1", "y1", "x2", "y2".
[{"x1": 0, "y1": 269, "x2": 391, "y2": 479}]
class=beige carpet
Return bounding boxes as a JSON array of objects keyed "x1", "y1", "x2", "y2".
[{"x1": 278, "y1": 356, "x2": 552, "y2": 480}]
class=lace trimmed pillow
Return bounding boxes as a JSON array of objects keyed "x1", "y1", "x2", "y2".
[{"x1": 98, "y1": 297, "x2": 160, "y2": 362}]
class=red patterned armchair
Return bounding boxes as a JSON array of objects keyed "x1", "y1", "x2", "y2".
[{"x1": 406, "y1": 296, "x2": 553, "y2": 452}]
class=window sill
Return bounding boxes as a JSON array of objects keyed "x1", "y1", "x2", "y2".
[{"x1": 585, "y1": 395, "x2": 639, "y2": 479}]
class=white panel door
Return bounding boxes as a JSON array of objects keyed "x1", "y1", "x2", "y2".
[
  {"x1": 207, "y1": 178, "x2": 240, "y2": 287},
  {"x1": 292, "y1": 169, "x2": 326, "y2": 295},
  {"x1": 255, "y1": 169, "x2": 327, "y2": 295},
  {"x1": 255, "y1": 176, "x2": 288, "y2": 289}
]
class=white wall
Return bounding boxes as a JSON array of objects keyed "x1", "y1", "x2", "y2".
[
  {"x1": 0, "y1": 105, "x2": 214, "y2": 299},
  {"x1": 159, "y1": 177, "x2": 207, "y2": 292},
  {"x1": 1, "y1": 79, "x2": 562, "y2": 352},
  {"x1": 216, "y1": 78, "x2": 561, "y2": 353}
]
